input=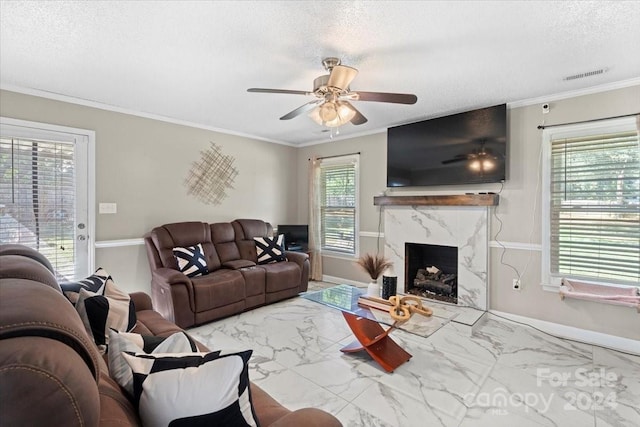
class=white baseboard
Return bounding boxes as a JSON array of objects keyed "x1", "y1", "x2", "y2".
[{"x1": 490, "y1": 310, "x2": 640, "y2": 356}]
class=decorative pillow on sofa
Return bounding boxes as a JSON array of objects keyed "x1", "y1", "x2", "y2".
[
  {"x1": 108, "y1": 330, "x2": 199, "y2": 397},
  {"x1": 173, "y1": 243, "x2": 209, "y2": 278},
  {"x1": 254, "y1": 234, "x2": 286, "y2": 265},
  {"x1": 60, "y1": 267, "x2": 110, "y2": 304},
  {"x1": 76, "y1": 280, "x2": 137, "y2": 354},
  {"x1": 122, "y1": 350, "x2": 259, "y2": 427}
]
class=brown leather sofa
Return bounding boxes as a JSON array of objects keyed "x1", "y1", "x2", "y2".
[
  {"x1": 145, "y1": 219, "x2": 309, "y2": 328},
  {"x1": 0, "y1": 244, "x2": 341, "y2": 427}
]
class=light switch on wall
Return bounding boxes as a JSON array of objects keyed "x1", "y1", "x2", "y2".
[{"x1": 99, "y1": 202, "x2": 117, "y2": 214}]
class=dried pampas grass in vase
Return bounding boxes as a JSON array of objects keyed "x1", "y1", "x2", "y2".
[{"x1": 356, "y1": 253, "x2": 393, "y2": 297}]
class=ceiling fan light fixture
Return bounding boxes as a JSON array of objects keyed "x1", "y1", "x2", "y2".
[
  {"x1": 310, "y1": 101, "x2": 356, "y2": 127},
  {"x1": 482, "y1": 159, "x2": 495, "y2": 170}
]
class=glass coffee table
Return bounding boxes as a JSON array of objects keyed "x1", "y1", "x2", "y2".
[{"x1": 302, "y1": 284, "x2": 412, "y2": 373}]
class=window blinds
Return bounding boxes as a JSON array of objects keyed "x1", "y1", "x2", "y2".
[
  {"x1": 0, "y1": 137, "x2": 76, "y2": 280},
  {"x1": 549, "y1": 130, "x2": 640, "y2": 285},
  {"x1": 320, "y1": 160, "x2": 357, "y2": 254}
]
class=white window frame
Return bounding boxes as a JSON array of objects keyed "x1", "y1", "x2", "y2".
[
  {"x1": 541, "y1": 116, "x2": 639, "y2": 290},
  {"x1": 0, "y1": 117, "x2": 96, "y2": 278},
  {"x1": 318, "y1": 154, "x2": 360, "y2": 259}
]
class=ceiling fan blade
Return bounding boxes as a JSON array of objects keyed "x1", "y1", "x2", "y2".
[
  {"x1": 327, "y1": 65, "x2": 358, "y2": 91},
  {"x1": 347, "y1": 102, "x2": 368, "y2": 125},
  {"x1": 353, "y1": 91, "x2": 418, "y2": 104},
  {"x1": 442, "y1": 156, "x2": 468, "y2": 165},
  {"x1": 247, "y1": 88, "x2": 310, "y2": 96},
  {"x1": 280, "y1": 100, "x2": 323, "y2": 120}
]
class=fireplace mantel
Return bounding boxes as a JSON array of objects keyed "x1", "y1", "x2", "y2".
[{"x1": 374, "y1": 194, "x2": 499, "y2": 206}]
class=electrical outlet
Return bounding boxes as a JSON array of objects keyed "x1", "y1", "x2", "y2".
[{"x1": 512, "y1": 279, "x2": 521, "y2": 291}]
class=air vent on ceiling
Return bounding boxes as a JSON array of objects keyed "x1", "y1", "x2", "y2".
[{"x1": 563, "y1": 68, "x2": 608, "y2": 81}]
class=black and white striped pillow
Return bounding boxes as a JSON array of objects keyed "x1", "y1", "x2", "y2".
[
  {"x1": 173, "y1": 243, "x2": 209, "y2": 277},
  {"x1": 76, "y1": 279, "x2": 136, "y2": 354},
  {"x1": 122, "y1": 350, "x2": 258, "y2": 427},
  {"x1": 60, "y1": 267, "x2": 110, "y2": 304},
  {"x1": 254, "y1": 234, "x2": 286, "y2": 264},
  {"x1": 108, "y1": 330, "x2": 199, "y2": 398}
]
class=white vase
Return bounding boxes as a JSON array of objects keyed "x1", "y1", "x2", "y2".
[{"x1": 367, "y1": 280, "x2": 381, "y2": 298}]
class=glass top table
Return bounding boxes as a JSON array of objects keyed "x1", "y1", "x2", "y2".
[
  {"x1": 302, "y1": 284, "x2": 378, "y2": 319},
  {"x1": 302, "y1": 284, "x2": 412, "y2": 372}
]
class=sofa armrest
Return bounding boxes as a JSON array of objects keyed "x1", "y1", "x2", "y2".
[
  {"x1": 129, "y1": 292, "x2": 153, "y2": 312},
  {"x1": 152, "y1": 267, "x2": 192, "y2": 286},
  {"x1": 285, "y1": 251, "x2": 310, "y2": 292},
  {"x1": 150, "y1": 268, "x2": 196, "y2": 328},
  {"x1": 284, "y1": 251, "x2": 308, "y2": 266},
  {"x1": 269, "y1": 408, "x2": 342, "y2": 427}
]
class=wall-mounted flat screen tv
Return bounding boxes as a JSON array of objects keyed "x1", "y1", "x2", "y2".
[{"x1": 387, "y1": 104, "x2": 507, "y2": 187}]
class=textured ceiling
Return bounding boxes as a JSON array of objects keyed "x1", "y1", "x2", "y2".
[{"x1": 1, "y1": 1, "x2": 639, "y2": 146}]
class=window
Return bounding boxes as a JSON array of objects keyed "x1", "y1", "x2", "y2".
[
  {"x1": 319, "y1": 155, "x2": 359, "y2": 256},
  {"x1": 0, "y1": 118, "x2": 94, "y2": 280},
  {"x1": 542, "y1": 116, "x2": 639, "y2": 288}
]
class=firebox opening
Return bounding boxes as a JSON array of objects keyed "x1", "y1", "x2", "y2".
[{"x1": 405, "y1": 243, "x2": 458, "y2": 304}]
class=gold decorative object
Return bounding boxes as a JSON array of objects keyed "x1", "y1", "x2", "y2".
[
  {"x1": 388, "y1": 295, "x2": 433, "y2": 323},
  {"x1": 184, "y1": 142, "x2": 238, "y2": 205}
]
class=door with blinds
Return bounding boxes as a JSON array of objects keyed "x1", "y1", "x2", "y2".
[{"x1": 0, "y1": 118, "x2": 93, "y2": 281}]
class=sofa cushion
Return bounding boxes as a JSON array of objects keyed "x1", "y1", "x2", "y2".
[
  {"x1": 0, "y1": 253, "x2": 61, "y2": 291},
  {"x1": 173, "y1": 243, "x2": 209, "y2": 278},
  {"x1": 0, "y1": 337, "x2": 101, "y2": 427},
  {"x1": 60, "y1": 267, "x2": 110, "y2": 304},
  {"x1": 0, "y1": 280, "x2": 102, "y2": 380},
  {"x1": 108, "y1": 330, "x2": 199, "y2": 397},
  {"x1": 261, "y1": 262, "x2": 302, "y2": 293},
  {"x1": 123, "y1": 350, "x2": 259, "y2": 427},
  {"x1": 212, "y1": 222, "x2": 244, "y2": 265},
  {"x1": 232, "y1": 219, "x2": 274, "y2": 262},
  {"x1": 192, "y1": 269, "x2": 245, "y2": 312},
  {"x1": 76, "y1": 280, "x2": 137, "y2": 353},
  {"x1": 151, "y1": 221, "x2": 222, "y2": 271},
  {"x1": 255, "y1": 234, "x2": 286, "y2": 265}
]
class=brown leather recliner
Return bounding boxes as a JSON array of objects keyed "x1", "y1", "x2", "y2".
[
  {"x1": 144, "y1": 219, "x2": 309, "y2": 328},
  {"x1": 0, "y1": 244, "x2": 340, "y2": 427}
]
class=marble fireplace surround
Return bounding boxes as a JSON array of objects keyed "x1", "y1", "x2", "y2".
[{"x1": 383, "y1": 204, "x2": 489, "y2": 311}]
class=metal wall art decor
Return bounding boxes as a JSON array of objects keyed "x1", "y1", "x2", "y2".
[{"x1": 184, "y1": 142, "x2": 238, "y2": 205}]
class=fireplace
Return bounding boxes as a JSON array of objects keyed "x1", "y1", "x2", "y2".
[
  {"x1": 384, "y1": 205, "x2": 488, "y2": 310},
  {"x1": 405, "y1": 243, "x2": 458, "y2": 304}
]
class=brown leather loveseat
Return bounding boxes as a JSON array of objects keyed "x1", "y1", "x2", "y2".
[
  {"x1": 0, "y1": 244, "x2": 341, "y2": 426},
  {"x1": 145, "y1": 219, "x2": 309, "y2": 328}
]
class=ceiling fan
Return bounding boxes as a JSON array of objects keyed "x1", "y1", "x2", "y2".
[{"x1": 247, "y1": 57, "x2": 417, "y2": 128}]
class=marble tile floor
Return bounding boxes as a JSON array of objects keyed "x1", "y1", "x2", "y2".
[{"x1": 188, "y1": 282, "x2": 640, "y2": 427}]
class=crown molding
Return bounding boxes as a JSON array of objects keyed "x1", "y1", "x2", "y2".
[
  {"x1": 507, "y1": 77, "x2": 640, "y2": 109},
  {"x1": 0, "y1": 83, "x2": 296, "y2": 147},
  {"x1": 4, "y1": 77, "x2": 638, "y2": 148}
]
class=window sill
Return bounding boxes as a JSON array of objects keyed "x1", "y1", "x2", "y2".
[
  {"x1": 543, "y1": 280, "x2": 639, "y2": 310},
  {"x1": 321, "y1": 251, "x2": 357, "y2": 261}
]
